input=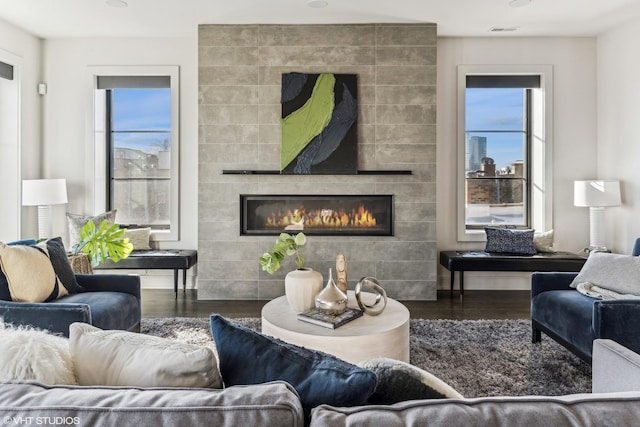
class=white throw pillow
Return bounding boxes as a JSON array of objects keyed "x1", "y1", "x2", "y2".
[
  {"x1": 69, "y1": 323, "x2": 222, "y2": 388},
  {"x1": 569, "y1": 252, "x2": 640, "y2": 297},
  {"x1": 534, "y1": 229, "x2": 555, "y2": 253},
  {"x1": 0, "y1": 321, "x2": 76, "y2": 385}
]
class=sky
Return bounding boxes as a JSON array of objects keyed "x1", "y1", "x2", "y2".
[
  {"x1": 465, "y1": 88, "x2": 525, "y2": 171},
  {"x1": 112, "y1": 87, "x2": 524, "y2": 169},
  {"x1": 112, "y1": 88, "x2": 171, "y2": 153}
]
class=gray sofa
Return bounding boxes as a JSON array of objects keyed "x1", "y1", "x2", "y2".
[{"x1": 0, "y1": 339, "x2": 639, "y2": 426}]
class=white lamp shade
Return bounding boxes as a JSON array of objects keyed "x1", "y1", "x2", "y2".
[
  {"x1": 574, "y1": 180, "x2": 621, "y2": 207},
  {"x1": 22, "y1": 179, "x2": 68, "y2": 206}
]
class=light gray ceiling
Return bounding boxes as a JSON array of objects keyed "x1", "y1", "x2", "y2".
[{"x1": 1, "y1": 0, "x2": 640, "y2": 39}]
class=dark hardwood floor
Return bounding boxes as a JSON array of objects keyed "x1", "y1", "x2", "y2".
[{"x1": 141, "y1": 289, "x2": 531, "y2": 320}]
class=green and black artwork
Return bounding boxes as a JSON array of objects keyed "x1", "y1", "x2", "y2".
[{"x1": 280, "y1": 72, "x2": 358, "y2": 174}]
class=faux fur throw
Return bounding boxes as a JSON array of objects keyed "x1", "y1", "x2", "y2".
[{"x1": 0, "y1": 320, "x2": 76, "y2": 385}]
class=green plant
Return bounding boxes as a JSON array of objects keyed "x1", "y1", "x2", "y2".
[
  {"x1": 70, "y1": 220, "x2": 134, "y2": 267},
  {"x1": 259, "y1": 232, "x2": 307, "y2": 274}
]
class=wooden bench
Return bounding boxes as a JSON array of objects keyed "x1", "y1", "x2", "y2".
[
  {"x1": 439, "y1": 250, "x2": 586, "y2": 296},
  {"x1": 95, "y1": 250, "x2": 197, "y2": 299}
]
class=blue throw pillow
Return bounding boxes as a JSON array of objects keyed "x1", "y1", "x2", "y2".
[
  {"x1": 209, "y1": 314, "x2": 377, "y2": 418},
  {"x1": 484, "y1": 227, "x2": 537, "y2": 255}
]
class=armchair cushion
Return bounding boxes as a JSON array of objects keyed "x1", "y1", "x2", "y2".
[{"x1": 0, "y1": 274, "x2": 141, "y2": 337}]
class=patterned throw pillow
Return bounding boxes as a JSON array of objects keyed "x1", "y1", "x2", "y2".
[
  {"x1": 0, "y1": 237, "x2": 83, "y2": 303},
  {"x1": 484, "y1": 227, "x2": 537, "y2": 255},
  {"x1": 66, "y1": 210, "x2": 117, "y2": 249}
]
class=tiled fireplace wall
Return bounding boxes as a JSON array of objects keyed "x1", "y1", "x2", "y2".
[{"x1": 198, "y1": 24, "x2": 437, "y2": 300}]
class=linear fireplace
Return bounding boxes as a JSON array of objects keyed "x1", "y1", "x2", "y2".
[{"x1": 241, "y1": 195, "x2": 393, "y2": 236}]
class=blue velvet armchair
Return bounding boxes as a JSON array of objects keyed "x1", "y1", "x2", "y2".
[
  {"x1": 531, "y1": 243, "x2": 640, "y2": 363},
  {"x1": 0, "y1": 273, "x2": 141, "y2": 337}
]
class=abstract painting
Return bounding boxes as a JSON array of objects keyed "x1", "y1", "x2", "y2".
[{"x1": 280, "y1": 72, "x2": 358, "y2": 174}]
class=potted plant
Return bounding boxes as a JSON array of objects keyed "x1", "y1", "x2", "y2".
[
  {"x1": 259, "y1": 232, "x2": 322, "y2": 313},
  {"x1": 70, "y1": 220, "x2": 134, "y2": 268}
]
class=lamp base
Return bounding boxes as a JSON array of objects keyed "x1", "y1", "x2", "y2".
[{"x1": 584, "y1": 246, "x2": 611, "y2": 255}]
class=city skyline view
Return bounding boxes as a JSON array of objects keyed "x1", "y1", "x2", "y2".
[{"x1": 465, "y1": 88, "x2": 525, "y2": 171}]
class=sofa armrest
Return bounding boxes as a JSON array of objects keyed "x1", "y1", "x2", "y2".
[
  {"x1": 76, "y1": 274, "x2": 141, "y2": 299},
  {"x1": 592, "y1": 300, "x2": 640, "y2": 355},
  {"x1": 0, "y1": 300, "x2": 91, "y2": 333},
  {"x1": 593, "y1": 339, "x2": 640, "y2": 393},
  {"x1": 531, "y1": 272, "x2": 578, "y2": 298}
]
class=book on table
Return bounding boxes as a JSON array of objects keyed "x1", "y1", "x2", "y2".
[{"x1": 297, "y1": 307, "x2": 363, "y2": 329}]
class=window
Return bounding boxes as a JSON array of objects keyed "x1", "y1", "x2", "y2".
[
  {"x1": 457, "y1": 65, "x2": 553, "y2": 242},
  {"x1": 92, "y1": 67, "x2": 180, "y2": 241}
]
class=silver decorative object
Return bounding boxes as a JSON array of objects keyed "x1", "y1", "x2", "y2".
[
  {"x1": 315, "y1": 268, "x2": 348, "y2": 314},
  {"x1": 355, "y1": 277, "x2": 387, "y2": 316}
]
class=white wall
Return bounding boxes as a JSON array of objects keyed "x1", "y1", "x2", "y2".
[
  {"x1": 42, "y1": 37, "x2": 198, "y2": 288},
  {"x1": 437, "y1": 37, "x2": 598, "y2": 290},
  {"x1": 0, "y1": 19, "x2": 42, "y2": 240},
  {"x1": 597, "y1": 17, "x2": 640, "y2": 255}
]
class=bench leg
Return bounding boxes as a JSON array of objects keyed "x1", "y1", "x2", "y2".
[
  {"x1": 173, "y1": 269, "x2": 178, "y2": 299},
  {"x1": 450, "y1": 271, "x2": 455, "y2": 295},
  {"x1": 183, "y1": 269, "x2": 187, "y2": 293},
  {"x1": 459, "y1": 271, "x2": 464, "y2": 298}
]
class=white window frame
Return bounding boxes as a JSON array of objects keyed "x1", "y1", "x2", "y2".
[
  {"x1": 457, "y1": 65, "x2": 553, "y2": 242},
  {"x1": 87, "y1": 65, "x2": 180, "y2": 241}
]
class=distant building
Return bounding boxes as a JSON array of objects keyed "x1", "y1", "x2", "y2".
[{"x1": 466, "y1": 136, "x2": 487, "y2": 172}]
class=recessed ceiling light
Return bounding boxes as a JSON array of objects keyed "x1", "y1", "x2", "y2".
[
  {"x1": 509, "y1": 0, "x2": 531, "y2": 7},
  {"x1": 307, "y1": 0, "x2": 328, "y2": 8},
  {"x1": 106, "y1": 0, "x2": 128, "y2": 8}
]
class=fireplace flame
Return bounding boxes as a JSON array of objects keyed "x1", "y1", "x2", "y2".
[{"x1": 265, "y1": 205, "x2": 378, "y2": 230}]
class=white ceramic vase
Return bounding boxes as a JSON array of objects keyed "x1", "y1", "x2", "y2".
[{"x1": 285, "y1": 268, "x2": 323, "y2": 313}]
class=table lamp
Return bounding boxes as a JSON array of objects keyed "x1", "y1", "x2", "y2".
[
  {"x1": 574, "y1": 179, "x2": 621, "y2": 253},
  {"x1": 22, "y1": 179, "x2": 68, "y2": 239}
]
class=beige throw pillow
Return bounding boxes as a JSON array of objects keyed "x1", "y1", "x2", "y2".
[
  {"x1": 0, "y1": 242, "x2": 67, "y2": 302},
  {"x1": 124, "y1": 227, "x2": 152, "y2": 250},
  {"x1": 69, "y1": 323, "x2": 222, "y2": 388}
]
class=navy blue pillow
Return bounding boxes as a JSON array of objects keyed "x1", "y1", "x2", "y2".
[
  {"x1": 209, "y1": 315, "x2": 377, "y2": 418},
  {"x1": 39, "y1": 237, "x2": 84, "y2": 294}
]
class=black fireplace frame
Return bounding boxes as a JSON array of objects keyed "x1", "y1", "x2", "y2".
[{"x1": 240, "y1": 194, "x2": 394, "y2": 236}]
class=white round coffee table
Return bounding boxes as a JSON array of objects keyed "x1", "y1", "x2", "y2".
[{"x1": 261, "y1": 291, "x2": 410, "y2": 363}]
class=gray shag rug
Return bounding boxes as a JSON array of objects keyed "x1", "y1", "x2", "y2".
[{"x1": 140, "y1": 317, "x2": 591, "y2": 398}]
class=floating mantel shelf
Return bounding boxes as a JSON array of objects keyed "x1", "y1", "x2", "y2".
[{"x1": 222, "y1": 170, "x2": 412, "y2": 175}]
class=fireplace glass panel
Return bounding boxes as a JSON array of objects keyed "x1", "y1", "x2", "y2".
[{"x1": 241, "y1": 195, "x2": 393, "y2": 236}]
